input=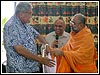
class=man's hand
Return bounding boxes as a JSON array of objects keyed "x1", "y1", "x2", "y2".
[
  {"x1": 51, "y1": 40, "x2": 58, "y2": 48},
  {"x1": 50, "y1": 48, "x2": 64, "y2": 56},
  {"x1": 39, "y1": 56, "x2": 55, "y2": 67},
  {"x1": 45, "y1": 45, "x2": 52, "y2": 55}
]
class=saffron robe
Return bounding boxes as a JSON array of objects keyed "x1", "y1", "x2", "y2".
[{"x1": 56, "y1": 26, "x2": 98, "y2": 73}]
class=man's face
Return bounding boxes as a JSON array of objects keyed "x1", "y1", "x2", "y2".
[
  {"x1": 54, "y1": 20, "x2": 66, "y2": 36},
  {"x1": 21, "y1": 8, "x2": 33, "y2": 24},
  {"x1": 70, "y1": 16, "x2": 81, "y2": 33}
]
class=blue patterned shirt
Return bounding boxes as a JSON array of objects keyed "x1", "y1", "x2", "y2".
[{"x1": 3, "y1": 15, "x2": 40, "y2": 73}]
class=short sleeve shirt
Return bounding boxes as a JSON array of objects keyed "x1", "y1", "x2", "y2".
[{"x1": 3, "y1": 15, "x2": 40, "y2": 73}]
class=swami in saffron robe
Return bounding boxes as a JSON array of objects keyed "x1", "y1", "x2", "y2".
[{"x1": 56, "y1": 26, "x2": 98, "y2": 73}]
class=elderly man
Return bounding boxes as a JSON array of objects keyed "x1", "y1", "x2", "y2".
[
  {"x1": 3, "y1": 2, "x2": 55, "y2": 73},
  {"x1": 50, "y1": 13, "x2": 98, "y2": 73}
]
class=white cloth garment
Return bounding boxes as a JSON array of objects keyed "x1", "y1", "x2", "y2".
[{"x1": 41, "y1": 47, "x2": 56, "y2": 73}]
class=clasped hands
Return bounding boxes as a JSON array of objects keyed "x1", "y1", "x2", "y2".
[
  {"x1": 50, "y1": 48, "x2": 64, "y2": 56},
  {"x1": 42, "y1": 45, "x2": 63, "y2": 67},
  {"x1": 46, "y1": 45, "x2": 64, "y2": 57}
]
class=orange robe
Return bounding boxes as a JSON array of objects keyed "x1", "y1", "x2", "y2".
[{"x1": 56, "y1": 26, "x2": 98, "y2": 73}]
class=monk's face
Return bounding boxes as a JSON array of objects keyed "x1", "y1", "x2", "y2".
[
  {"x1": 54, "y1": 19, "x2": 66, "y2": 36},
  {"x1": 70, "y1": 16, "x2": 82, "y2": 33}
]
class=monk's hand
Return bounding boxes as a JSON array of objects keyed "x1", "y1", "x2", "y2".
[{"x1": 50, "y1": 48, "x2": 64, "y2": 56}]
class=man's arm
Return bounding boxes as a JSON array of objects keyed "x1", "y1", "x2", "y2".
[
  {"x1": 37, "y1": 34, "x2": 51, "y2": 53},
  {"x1": 14, "y1": 45, "x2": 55, "y2": 67},
  {"x1": 37, "y1": 34, "x2": 47, "y2": 44}
]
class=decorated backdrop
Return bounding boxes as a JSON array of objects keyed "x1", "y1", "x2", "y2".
[{"x1": 29, "y1": 2, "x2": 98, "y2": 54}]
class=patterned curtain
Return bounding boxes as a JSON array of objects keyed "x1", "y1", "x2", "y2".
[{"x1": 29, "y1": 2, "x2": 98, "y2": 54}]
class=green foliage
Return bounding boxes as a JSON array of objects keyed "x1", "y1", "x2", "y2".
[{"x1": 2, "y1": 17, "x2": 8, "y2": 26}]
